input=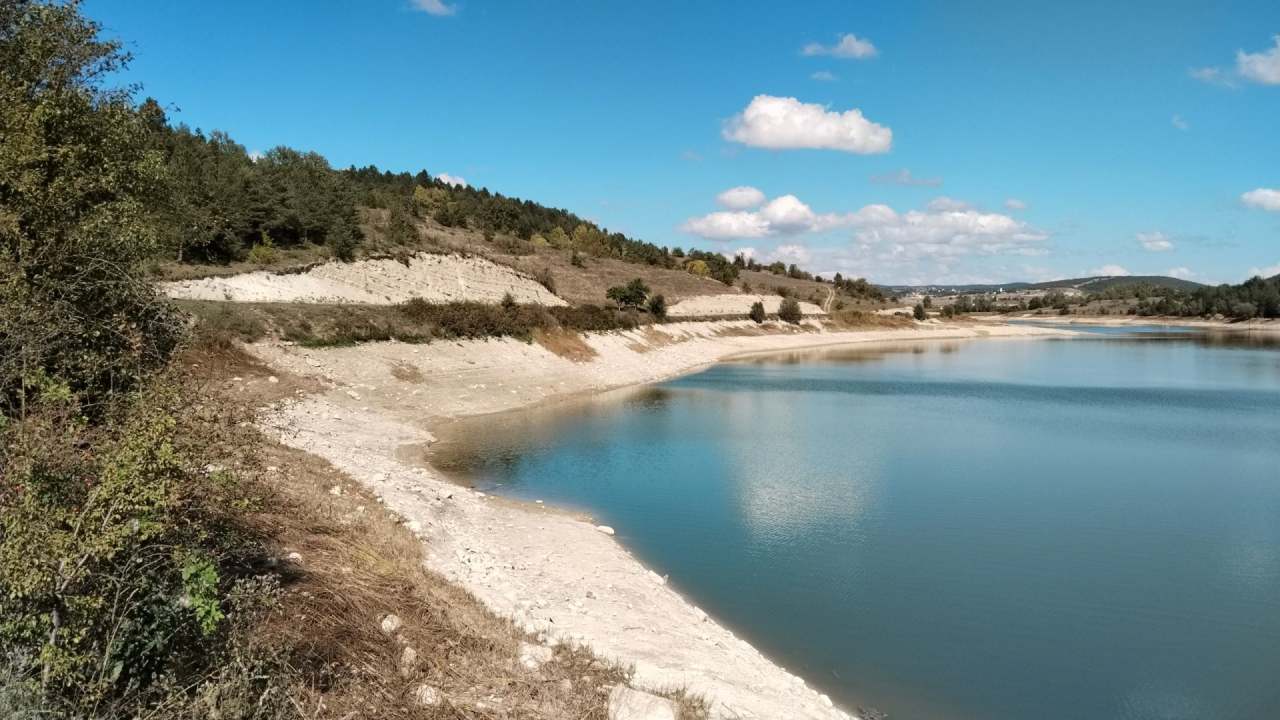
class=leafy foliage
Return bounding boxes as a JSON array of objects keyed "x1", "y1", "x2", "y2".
[
  {"x1": 748, "y1": 301, "x2": 766, "y2": 323},
  {"x1": 1, "y1": 0, "x2": 184, "y2": 419},
  {"x1": 606, "y1": 278, "x2": 650, "y2": 309},
  {"x1": 778, "y1": 297, "x2": 802, "y2": 324}
]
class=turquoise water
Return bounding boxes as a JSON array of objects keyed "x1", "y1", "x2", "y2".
[{"x1": 435, "y1": 330, "x2": 1280, "y2": 720}]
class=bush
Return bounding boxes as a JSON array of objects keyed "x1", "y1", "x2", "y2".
[
  {"x1": 0, "y1": 374, "x2": 269, "y2": 713},
  {"x1": 749, "y1": 301, "x2": 766, "y2": 324},
  {"x1": 647, "y1": 294, "x2": 667, "y2": 320},
  {"x1": 246, "y1": 235, "x2": 278, "y2": 265},
  {"x1": 778, "y1": 297, "x2": 802, "y2": 324},
  {"x1": 913, "y1": 303, "x2": 927, "y2": 321}
]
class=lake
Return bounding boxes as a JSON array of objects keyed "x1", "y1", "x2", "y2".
[{"x1": 432, "y1": 328, "x2": 1280, "y2": 720}]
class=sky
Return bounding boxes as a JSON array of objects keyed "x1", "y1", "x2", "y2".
[{"x1": 87, "y1": 0, "x2": 1280, "y2": 285}]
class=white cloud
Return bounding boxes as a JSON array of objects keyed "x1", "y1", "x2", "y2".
[
  {"x1": 1189, "y1": 66, "x2": 1234, "y2": 86},
  {"x1": 770, "y1": 244, "x2": 812, "y2": 265},
  {"x1": 870, "y1": 168, "x2": 942, "y2": 187},
  {"x1": 1167, "y1": 267, "x2": 1195, "y2": 280},
  {"x1": 1171, "y1": 114, "x2": 1189, "y2": 131},
  {"x1": 802, "y1": 33, "x2": 878, "y2": 59},
  {"x1": 411, "y1": 0, "x2": 456, "y2": 16},
  {"x1": 1237, "y1": 35, "x2": 1280, "y2": 85},
  {"x1": 810, "y1": 70, "x2": 837, "y2": 82},
  {"x1": 681, "y1": 211, "x2": 771, "y2": 240},
  {"x1": 723, "y1": 95, "x2": 892, "y2": 154},
  {"x1": 437, "y1": 172, "x2": 468, "y2": 187},
  {"x1": 1089, "y1": 265, "x2": 1131, "y2": 277},
  {"x1": 1242, "y1": 187, "x2": 1280, "y2": 212},
  {"x1": 1248, "y1": 263, "x2": 1280, "y2": 279},
  {"x1": 248, "y1": 150, "x2": 264, "y2": 162},
  {"x1": 716, "y1": 186, "x2": 766, "y2": 210},
  {"x1": 1191, "y1": 36, "x2": 1280, "y2": 87},
  {"x1": 1004, "y1": 198, "x2": 1027, "y2": 210},
  {"x1": 926, "y1": 196, "x2": 970, "y2": 212},
  {"x1": 683, "y1": 192, "x2": 1050, "y2": 280},
  {"x1": 1137, "y1": 231, "x2": 1174, "y2": 252}
]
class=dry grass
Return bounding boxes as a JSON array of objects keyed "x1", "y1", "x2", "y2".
[
  {"x1": 532, "y1": 328, "x2": 597, "y2": 362},
  {"x1": 389, "y1": 361, "x2": 427, "y2": 384},
  {"x1": 625, "y1": 326, "x2": 684, "y2": 354}
]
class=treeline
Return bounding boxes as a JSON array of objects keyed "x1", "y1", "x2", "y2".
[{"x1": 1136, "y1": 275, "x2": 1280, "y2": 319}]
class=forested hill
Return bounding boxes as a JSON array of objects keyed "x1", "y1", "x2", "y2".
[{"x1": 147, "y1": 115, "x2": 755, "y2": 286}]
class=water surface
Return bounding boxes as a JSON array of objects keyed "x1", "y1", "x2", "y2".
[{"x1": 434, "y1": 330, "x2": 1280, "y2": 720}]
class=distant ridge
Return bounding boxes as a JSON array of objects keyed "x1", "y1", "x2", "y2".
[{"x1": 882, "y1": 275, "x2": 1204, "y2": 295}]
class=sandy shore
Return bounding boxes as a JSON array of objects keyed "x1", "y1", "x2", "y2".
[{"x1": 252, "y1": 319, "x2": 1073, "y2": 719}]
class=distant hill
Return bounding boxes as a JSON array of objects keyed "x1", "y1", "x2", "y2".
[{"x1": 884, "y1": 275, "x2": 1204, "y2": 295}]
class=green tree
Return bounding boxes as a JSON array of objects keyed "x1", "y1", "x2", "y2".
[
  {"x1": 778, "y1": 297, "x2": 802, "y2": 324},
  {"x1": 1, "y1": 0, "x2": 183, "y2": 417},
  {"x1": 606, "y1": 278, "x2": 649, "y2": 308},
  {"x1": 913, "y1": 302, "x2": 927, "y2": 320},
  {"x1": 749, "y1": 300, "x2": 766, "y2": 323}
]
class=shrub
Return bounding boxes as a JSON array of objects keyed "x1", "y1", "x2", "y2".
[
  {"x1": 0, "y1": 374, "x2": 269, "y2": 713},
  {"x1": 913, "y1": 302, "x2": 927, "y2": 320},
  {"x1": 778, "y1": 297, "x2": 802, "y2": 324},
  {"x1": 749, "y1": 301, "x2": 766, "y2": 324},
  {"x1": 647, "y1": 294, "x2": 667, "y2": 320},
  {"x1": 570, "y1": 249, "x2": 586, "y2": 268},
  {"x1": 246, "y1": 235, "x2": 278, "y2": 265}
]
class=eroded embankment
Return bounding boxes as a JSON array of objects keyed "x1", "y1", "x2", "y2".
[{"x1": 253, "y1": 320, "x2": 1072, "y2": 720}]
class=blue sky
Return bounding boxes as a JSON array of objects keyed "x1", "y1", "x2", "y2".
[{"x1": 88, "y1": 0, "x2": 1280, "y2": 285}]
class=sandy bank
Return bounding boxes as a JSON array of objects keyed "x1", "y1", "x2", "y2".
[
  {"x1": 667, "y1": 293, "x2": 825, "y2": 318},
  {"x1": 162, "y1": 252, "x2": 565, "y2": 306},
  {"x1": 253, "y1": 320, "x2": 1072, "y2": 719}
]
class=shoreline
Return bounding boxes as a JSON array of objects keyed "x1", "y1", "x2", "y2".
[
  {"x1": 1007, "y1": 314, "x2": 1280, "y2": 332},
  {"x1": 251, "y1": 319, "x2": 1076, "y2": 719}
]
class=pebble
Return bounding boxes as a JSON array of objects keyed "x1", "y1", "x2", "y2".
[
  {"x1": 380, "y1": 614, "x2": 402, "y2": 636},
  {"x1": 413, "y1": 684, "x2": 442, "y2": 707},
  {"x1": 596, "y1": 525, "x2": 616, "y2": 536}
]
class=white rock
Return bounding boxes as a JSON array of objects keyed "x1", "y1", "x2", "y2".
[
  {"x1": 399, "y1": 646, "x2": 418, "y2": 677},
  {"x1": 607, "y1": 686, "x2": 677, "y2": 720},
  {"x1": 596, "y1": 525, "x2": 616, "y2": 536},
  {"x1": 285, "y1": 552, "x2": 302, "y2": 563},
  {"x1": 346, "y1": 389, "x2": 361, "y2": 400},
  {"x1": 647, "y1": 571, "x2": 666, "y2": 585},
  {"x1": 820, "y1": 693, "x2": 833, "y2": 707},
  {"x1": 380, "y1": 614, "x2": 402, "y2": 636},
  {"x1": 413, "y1": 684, "x2": 442, "y2": 707},
  {"x1": 267, "y1": 375, "x2": 279, "y2": 383},
  {"x1": 329, "y1": 485, "x2": 343, "y2": 496},
  {"x1": 518, "y1": 641, "x2": 554, "y2": 670}
]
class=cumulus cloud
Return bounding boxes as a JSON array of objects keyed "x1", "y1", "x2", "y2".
[
  {"x1": 1167, "y1": 267, "x2": 1195, "y2": 280},
  {"x1": 1089, "y1": 265, "x2": 1131, "y2": 277},
  {"x1": 683, "y1": 191, "x2": 1050, "y2": 280},
  {"x1": 716, "y1": 186, "x2": 766, "y2": 210},
  {"x1": 411, "y1": 0, "x2": 456, "y2": 16},
  {"x1": 1004, "y1": 198, "x2": 1027, "y2": 210},
  {"x1": 802, "y1": 33, "x2": 878, "y2": 59},
  {"x1": 436, "y1": 172, "x2": 468, "y2": 187},
  {"x1": 1171, "y1": 114, "x2": 1189, "y2": 131},
  {"x1": 1237, "y1": 35, "x2": 1280, "y2": 85},
  {"x1": 1138, "y1": 231, "x2": 1174, "y2": 252},
  {"x1": 1242, "y1": 187, "x2": 1280, "y2": 212},
  {"x1": 811, "y1": 70, "x2": 837, "y2": 82},
  {"x1": 723, "y1": 95, "x2": 892, "y2": 154},
  {"x1": 870, "y1": 168, "x2": 942, "y2": 187},
  {"x1": 1248, "y1": 263, "x2": 1280, "y2": 279}
]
